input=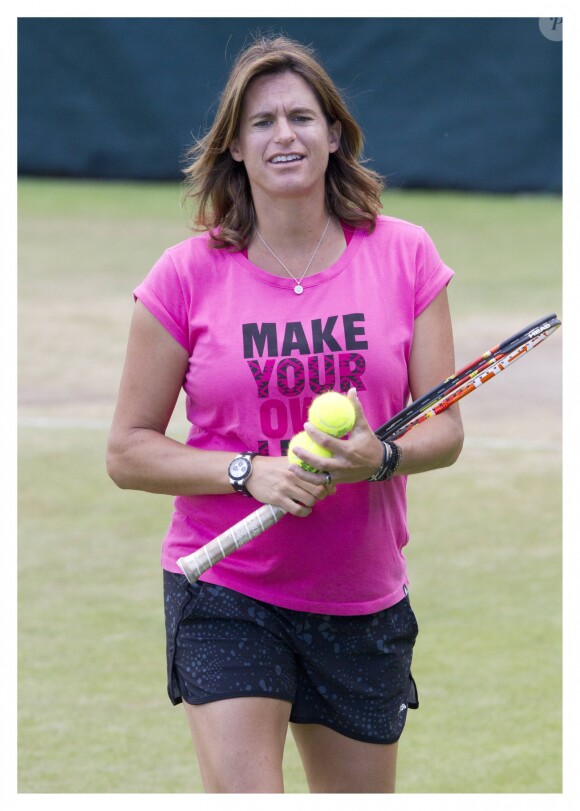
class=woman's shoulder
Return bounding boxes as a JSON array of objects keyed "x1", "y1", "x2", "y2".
[
  {"x1": 372, "y1": 213, "x2": 426, "y2": 236},
  {"x1": 163, "y1": 230, "x2": 213, "y2": 259},
  {"x1": 160, "y1": 230, "x2": 238, "y2": 270},
  {"x1": 360, "y1": 214, "x2": 432, "y2": 254}
]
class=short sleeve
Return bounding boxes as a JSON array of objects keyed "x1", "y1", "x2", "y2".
[
  {"x1": 133, "y1": 251, "x2": 190, "y2": 352},
  {"x1": 414, "y1": 228, "x2": 454, "y2": 318}
]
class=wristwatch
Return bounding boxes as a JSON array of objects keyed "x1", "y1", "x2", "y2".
[{"x1": 228, "y1": 452, "x2": 258, "y2": 496}]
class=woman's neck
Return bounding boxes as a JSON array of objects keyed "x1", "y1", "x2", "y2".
[
  {"x1": 247, "y1": 202, "x2": 346, "y2": 279},
  {"x1": 251, "y1": 193, "x2": 331, "y2": 250}
]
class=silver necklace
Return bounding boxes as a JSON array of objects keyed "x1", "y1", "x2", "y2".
[{"x1": 254, "y1": 216, "x2": 331, "y2": 295}]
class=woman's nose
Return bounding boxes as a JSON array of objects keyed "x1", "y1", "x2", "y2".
[{"x1": 274, "y1": 117, "x2": 296, "y2": 144}]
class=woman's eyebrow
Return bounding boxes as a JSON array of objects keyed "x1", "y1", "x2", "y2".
[{"x1": 247, "y1": 106, "x2": 318, "y2": 121}]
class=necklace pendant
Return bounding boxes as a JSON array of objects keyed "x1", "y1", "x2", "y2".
[{"x1": 294, "y1": 284, "x2": 304, "y2": 295}]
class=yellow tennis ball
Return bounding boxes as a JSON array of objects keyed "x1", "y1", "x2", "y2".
[
  {"x1": 287, "y1": 431, "x2": 333, "y2": 473},
  {"x1": 308, "y1": 391, "x2": 356, "y2": 438}
]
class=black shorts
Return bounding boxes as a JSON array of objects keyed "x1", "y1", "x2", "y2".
[{"x1": 163, "y1": 571, "x2": 419, "y2": 745}]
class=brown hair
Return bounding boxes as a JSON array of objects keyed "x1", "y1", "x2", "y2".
[{"x1": 182, "y1": 35, "x2": 384, "y2": 250}]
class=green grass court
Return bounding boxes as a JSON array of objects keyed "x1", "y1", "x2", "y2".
[{"x1": 18, "y1": 180, "x2": 562, "y2": 793}]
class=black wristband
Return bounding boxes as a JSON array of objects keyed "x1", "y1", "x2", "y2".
[
  {"x1": 367, "y1": 441, "x2": 389, "y2": 482},
  {"x1": 383, "y1": 441, "x2": 402, "y2": 480},
  {"x1": 367, "y1": 441, "x2": 403, "y2": 482}
]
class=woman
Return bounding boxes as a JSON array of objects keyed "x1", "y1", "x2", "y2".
[{"x1": 107, "y1": 35, "x2": 464, "y2": 793}]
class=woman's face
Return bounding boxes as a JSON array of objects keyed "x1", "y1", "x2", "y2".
[{"x1": 229, "y1": 71, "x2": 341, "y2": 206}]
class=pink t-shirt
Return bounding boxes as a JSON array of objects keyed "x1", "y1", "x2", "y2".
[{"x1": 134, "y1": 215, "x2": 453, "y2": 615}]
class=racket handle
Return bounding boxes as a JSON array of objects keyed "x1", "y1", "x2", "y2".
[{"x1": 177, "y1": 503, "x2": 287, "y2": 583}]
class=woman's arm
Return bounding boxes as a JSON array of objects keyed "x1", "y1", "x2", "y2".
[
  {"x1": 294, "y1": 288, "x2": 464, "y2": 481},
  {"x1": 394, "y1": 286, "x2": 464, "y2": 475},
  {"x1": 106, "y1": 301, "x2": 332, "y2": 514},
  {"x1": 106, "y1": 301, "x2": 232, "y2": 495}
]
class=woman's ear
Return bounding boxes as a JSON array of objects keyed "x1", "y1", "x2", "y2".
[
  {"x1": 328, "y1": 120, "x2": 342, "y2": 154},
  {"x1": 229, "y1": 139, "x2": 243, "y2": 162}
]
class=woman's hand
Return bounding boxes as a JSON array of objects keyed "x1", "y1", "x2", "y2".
[
  {"x1": 288, "y1": 389, "x2": 384, "y2": 486},
  {"x1": 246, "y1": 455, "x2": 337, "y2": 517}
]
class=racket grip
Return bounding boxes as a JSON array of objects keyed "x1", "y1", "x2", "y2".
[{"x1": 177, "y1": 503, "x2": 287, "y2": 583}]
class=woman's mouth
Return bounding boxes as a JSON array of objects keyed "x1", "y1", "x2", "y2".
[{"x1": 269, "y1": 154, "x2": 305, "y2": 165}]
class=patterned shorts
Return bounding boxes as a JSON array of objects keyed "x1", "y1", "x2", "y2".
[{"x1": 163, "y1": 571, "x2": 419, "y2": 744}]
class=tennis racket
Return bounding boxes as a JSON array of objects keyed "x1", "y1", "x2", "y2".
[{"x1": 177, "y1": 313, "x2": 560, "y2": 583}]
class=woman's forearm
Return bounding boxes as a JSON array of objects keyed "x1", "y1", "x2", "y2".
[
  {"x1": 106, "y1": 428, "x2": 333, "y2": 517},
  {"x1": 395, "y1": 407, "x2": 464, "y2": 476},
  {"x1": 106, "y1": 428, "x2": 235, "y2": 496}
]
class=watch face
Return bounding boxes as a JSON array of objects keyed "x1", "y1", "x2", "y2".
[{"x1": 230, "y1": 457, "x2": 250, "y2": 480}]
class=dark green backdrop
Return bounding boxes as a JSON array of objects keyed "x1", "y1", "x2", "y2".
[{"x1": 18, "y1": 17, "x2": 562, "y2": 191}]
